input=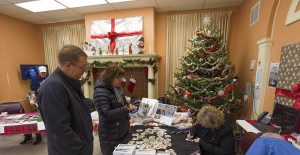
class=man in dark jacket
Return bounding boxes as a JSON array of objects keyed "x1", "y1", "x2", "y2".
[{"x1": 38, "y1": 45, "x2": 93, "y2": 155}]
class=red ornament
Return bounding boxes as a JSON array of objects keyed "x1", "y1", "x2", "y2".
[
  {"x1": 187, "y1": 74, "x2": 200, "y2": 78},
  {"x1": 174, "y1": 87, "x2": 180, "y2": 94},
  {"x1": 185, "y1": 91, "x2": 192, "y2": 96}
]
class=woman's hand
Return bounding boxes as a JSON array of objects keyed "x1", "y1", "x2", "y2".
[
  {"x1": 187, "y1": 133, "x2": 194, "y2": 140},
  {"x1": 127, "y1": 104, "x2": 137, "y2": 111}
]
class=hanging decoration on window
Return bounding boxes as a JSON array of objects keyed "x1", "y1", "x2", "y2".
[{"x1": 90, "y1": 16, "x2": 143, "y2": 56}]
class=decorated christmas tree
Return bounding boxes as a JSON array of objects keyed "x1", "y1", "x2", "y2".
[{"x1": 167, "y1": 26, "x2": 243, "y2": 115}]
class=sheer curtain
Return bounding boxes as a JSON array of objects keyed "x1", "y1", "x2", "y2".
[
  {"x1": 165, "y1": 11, "x2": 232, "y2": 92},
  {"x1": 42, "y1": 24, "x2": 85, "y2": 73}
]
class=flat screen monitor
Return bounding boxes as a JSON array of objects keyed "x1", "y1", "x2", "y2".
[
  {"x1": 20, "y1": 64, "x2": 48, "y2": 80},
  {"x1": 270, "y1": 103, "x2": 300, "y2": 134}
]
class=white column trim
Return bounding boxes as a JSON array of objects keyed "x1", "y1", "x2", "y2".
[{"x1": 255, "y1": 37, "x2": 273, "y2": 116}]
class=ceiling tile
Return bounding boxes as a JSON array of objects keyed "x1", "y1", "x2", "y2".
[
  {"x1": 72, "y1": 4, "x2": 115, "y2": 14},
  {"x1": 53, "y1": 16, "x2": 84, "y2": 23},
  {"x1": 159, "y1": 5, "x2": 204, "y2": 13},
  {"x1": 38, "y1": 9, "x2": 82, "y2": 19},
  {"x1": 0, "y1": 0, "x2": 246, "y2": 24},
  {"x1": 0, "y1": 0, "x2": 10, "y2": 5},
  {"x1": 0, "y1": 4, "x2": 32, "y2": 15},
  {"x1": 4, "y1": 0, "x2": 33, "y2": 4},
  {"x1": 12, "y1": 13, "x2": 48, "y2": 21},
  {"x1": 203, "y1": 1, "x2": 243, "y2": 9},
  {"x1": 204, "y1": 0, "x2": 244, "y2": 4},
  {"x1": 31, "y1": 19, "x2": 58, "y2": 24},
  {"x1": 111, "y1": 0, "x2": 156, "y2": 10},
  {"x1": 156, "y1": 0, "x2": 205, "y2": 8}
]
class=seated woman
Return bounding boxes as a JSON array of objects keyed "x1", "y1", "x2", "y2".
[{"x1": 187, "y1": 105, "x2": 235, "y2": 155}]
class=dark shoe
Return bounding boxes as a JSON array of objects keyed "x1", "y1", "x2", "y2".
[
  {"x1": 33, "y1": 137, "x2": 42, "y2": 145},
  {"x1": 20, "y1": 134, "x2": 33, "y2": 145}
]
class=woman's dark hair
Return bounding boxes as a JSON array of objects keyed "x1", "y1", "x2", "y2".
[{"x1": 99, "y1": 64, "x2": 125, "y2": 83}]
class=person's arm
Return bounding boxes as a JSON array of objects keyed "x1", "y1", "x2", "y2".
[
  {"x1": 187, "y1": 123, "x2": 201, "y2": 139},
  {"x1": 199, "y1": 129, "x2": 235, "y2": 155},
  {"x1": 94, "y1": 87, "x2": 129, "y2": 121},
  {"x1": 30, "y1": 77, "x2": 40, "y2": 91},
  {"x1": 38, "y1": 82, "x2": 86, "y2": 154}
]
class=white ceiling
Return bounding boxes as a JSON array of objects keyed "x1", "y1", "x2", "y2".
[{"x1": 0, "y1": 0, "x2": 245, "y2": 25}]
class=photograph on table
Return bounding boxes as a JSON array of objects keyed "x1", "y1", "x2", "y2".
[{"x1": 155, "y1": 103, "x2": 178, "y2": 126}]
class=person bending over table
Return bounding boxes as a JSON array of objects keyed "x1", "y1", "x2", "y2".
[
  {"x1": 187, "y1": 105, "x2": 235, "y2": 155},
  {"x1": 93, "y1": 64, "x2": 136, "y2": 155}
]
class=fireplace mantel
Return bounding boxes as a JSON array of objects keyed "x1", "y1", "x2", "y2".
[
  {"x1": 87, "y1": 54, "x2": 160, "y2": 64},
  {"x1": 83, "y1": 54, "x2": 160, "y2": 99}
]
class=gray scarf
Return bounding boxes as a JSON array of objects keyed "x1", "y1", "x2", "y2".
[{"x1": 113, "y1": 87, "x2": 124, "y2": 105}]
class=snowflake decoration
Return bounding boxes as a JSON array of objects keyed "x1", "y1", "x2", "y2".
[{"x1": 202, "y1": 16, "x2": 211, "y2": 26}]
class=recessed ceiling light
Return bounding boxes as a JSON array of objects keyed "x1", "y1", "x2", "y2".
[
  {"x1": 16, "y1": 0, "x2": 66, "y2": 12},
  {"x1": 55, "y1": 0, "x2": 107, "y2": 8}
]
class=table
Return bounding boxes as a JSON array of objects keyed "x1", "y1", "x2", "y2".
[
  {"x1": 131, "y1": 125, "x2": 199, "y2": 155},
  {"x1": 0, "y1": 112, "x2": 45, "y2": 135}
]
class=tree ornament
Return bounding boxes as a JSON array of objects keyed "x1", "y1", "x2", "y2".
[{"x1": 218, "y1": 90, "x2": 224, "y2": 96}]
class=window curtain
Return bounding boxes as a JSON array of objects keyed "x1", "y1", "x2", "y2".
[
  {"x1": 165, "y1": 11, "x2": 232, "y2": 93},
  {"x1": 42, "y1": 24, "x2": 85, "y2": 73}
]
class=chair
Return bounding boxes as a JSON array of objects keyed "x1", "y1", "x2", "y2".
[
  {"x1": 0, "y1": 102, "x2": 25, "y2": 114},
  {"x1": 239, "y1": 132, "x2": 260, "y2": 154}
]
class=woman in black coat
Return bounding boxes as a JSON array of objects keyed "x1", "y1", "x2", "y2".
[
  {"x1": 187, "y1": 105, "x2": 235, "y2": 155},
  {"x1": 93, "y1": 65, "x2": 136, "y2": 155}
]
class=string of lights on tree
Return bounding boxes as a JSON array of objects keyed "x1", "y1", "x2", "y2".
[{"x1": 166, "y1": 23, "x2": 244, "y2": 115}]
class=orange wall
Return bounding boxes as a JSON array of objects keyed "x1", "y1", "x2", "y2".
[
  {"x1": 231, "y1": 0, "x2": 279, "y2": 118},
  {"x1": 0, "y1": 14, "x2": 44, "y2": 103},
  {"x1": 265, "y1": 0, "x2": 300, "y2": 112},
  {"x1": 233, "y1": 0, "x2": 300, "y2": 119}
]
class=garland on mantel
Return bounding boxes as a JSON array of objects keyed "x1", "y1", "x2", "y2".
[{"x1": 82, "y1": 58, "x2": 159, "y2": 85}]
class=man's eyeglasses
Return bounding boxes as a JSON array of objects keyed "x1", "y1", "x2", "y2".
[{"x1": 71, "y1": 63, "x2": 88, "y2": 71}]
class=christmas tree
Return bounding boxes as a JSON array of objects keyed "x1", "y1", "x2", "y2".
[{"x1": 167, "y1": 26, "x2": 243, "y2": 115}]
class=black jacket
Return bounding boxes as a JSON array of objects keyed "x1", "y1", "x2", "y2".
[
  {"x1": 38, "y1": 68, "x2": 93, "y2": 155},
  {"x1": 93, "y1": 79, "x2": 131, "y2": 155},
  {"x1": 30, "y1": 75, "x2": 46, "y2": 92},
  {"x1": 190, "y1": 121, "x2": 235, "y2": 155}
]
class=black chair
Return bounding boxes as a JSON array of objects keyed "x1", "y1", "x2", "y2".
[
  {"x1": 239, "y1": 132, "x2": 260, "y2": 154},
  {"x1": 0, "y1": 102, "x2": 24, "y2": 114}
]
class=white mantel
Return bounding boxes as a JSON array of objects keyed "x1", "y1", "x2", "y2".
[{"x1": 83, "y1": 54, "x2": 160, "y2": 99}]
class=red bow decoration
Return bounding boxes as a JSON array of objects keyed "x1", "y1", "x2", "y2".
[
  {"x1": 91, "y1": 18, "x2": 142, "y2": 54},
  {"x1": 275, "y1": 83, "x2": 300, "y2": 109}
]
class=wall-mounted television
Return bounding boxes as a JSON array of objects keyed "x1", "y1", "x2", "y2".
[{"x1": 20, "y1": 64, "x2": 48, "y2": 80}]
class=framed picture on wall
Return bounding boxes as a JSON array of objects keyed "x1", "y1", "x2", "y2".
[{"x1": 268, "y1": 62, "x2": 279, "y2": 88}]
